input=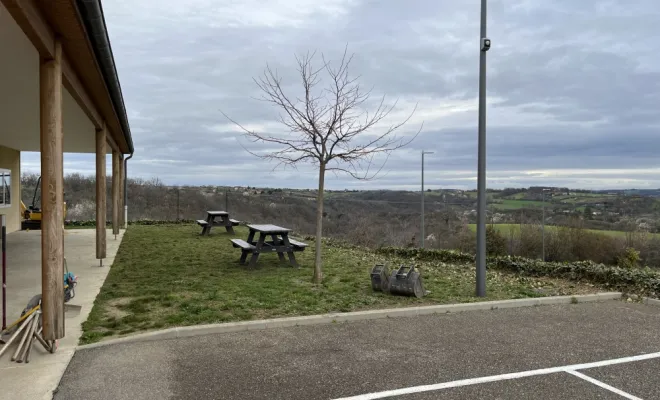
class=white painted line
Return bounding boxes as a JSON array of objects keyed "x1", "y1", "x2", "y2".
[
  {"x1": 566, "y1": 351, "x2": 660, "y2": 371},
  {"x1": 565, "y1": 370, "x2": 643, "y2": 400},
  {"x1": 332, "y1": 351, "x2": 660, "y2": 400}
]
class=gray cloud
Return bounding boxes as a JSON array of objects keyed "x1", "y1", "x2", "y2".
[{"x1": 22, "y1": 0, "x2": 660, "y2": 190}]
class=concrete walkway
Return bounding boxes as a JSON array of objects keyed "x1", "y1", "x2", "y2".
[{"x1": 0, "y1": 228, "x2": 125, "y2": 400}]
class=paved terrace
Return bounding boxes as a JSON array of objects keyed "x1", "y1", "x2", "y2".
[{"x1": 0, "y1": 229, "x2": 124, "y2": 400}]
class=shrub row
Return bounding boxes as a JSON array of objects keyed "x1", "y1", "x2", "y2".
[
  {"x1": 376, "y1": 246, "x2": 660, "y2": 298},
  {"x1": 65, "y1": 219, "x2": 197, "y2": 227},
  {"x1": 493, "y1": 256, "x2": 660, "y2": 298},
  {"x1": 375, "y1": 247, "x2": 475, "y2": 264}
]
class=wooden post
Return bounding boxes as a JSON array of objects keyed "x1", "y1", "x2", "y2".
[
  {"x1": 40, "y1": 38, "x2": 65, "y2": 341},
  {"x1": 96, "y1": 126, "x2": 107, "y2": 260},
  {"x1": 118, "y1": 154, "x2": 124, "y2": 228},
  {"x1": 112, "y1": 150, "x2": 120, "y2": 236}
]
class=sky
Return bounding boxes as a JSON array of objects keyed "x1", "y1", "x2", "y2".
[{"x1": 21, "y1": 0, "x2": 660, "y2": 190}]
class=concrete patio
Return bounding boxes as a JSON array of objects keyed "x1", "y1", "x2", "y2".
[{"x1": 0, "y1": 228, "x2": 124, "y2": 400}]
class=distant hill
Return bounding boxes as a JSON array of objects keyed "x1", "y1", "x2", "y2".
[{"x1": 19, "y1": 172, "x2": 660, "y2": 237}]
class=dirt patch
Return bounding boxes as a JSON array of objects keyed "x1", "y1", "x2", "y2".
[{"x1": 105, "y1": 297, "x2": 133, "y2": 319}]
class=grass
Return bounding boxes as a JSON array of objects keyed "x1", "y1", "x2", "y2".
[
  {"x1": 80, "y1": 224, "x2": 604, "y2": 344},
  {"x1": 508, "y1": 193, "x2": 528, "y2": 200},
  {"x1": 467, "y1": 224, "x2": 659, "y2": 238}
]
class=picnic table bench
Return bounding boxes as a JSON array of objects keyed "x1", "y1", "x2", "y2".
[
  {"x1": 231, "y1": 224, "x2": 307, "y2": 267},
  {"x1": 197, "y1": 211, "x2": 240, "y2": 235}
]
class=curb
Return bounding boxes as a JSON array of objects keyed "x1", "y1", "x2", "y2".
[
  {"x1": 77, "y1": 292, "x2": 623, "y2": 350},
  {"x1": 643, "y1": 297, "x2": 660, "y2": 307}
]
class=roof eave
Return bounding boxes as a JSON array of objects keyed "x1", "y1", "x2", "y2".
[{"x1": 74, "y1": 0, "x2": 133, "y2": 154}]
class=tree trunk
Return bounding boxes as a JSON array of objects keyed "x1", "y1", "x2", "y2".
[{"x1": 313, "y1": 162, "x2": 326, "y2": 283}]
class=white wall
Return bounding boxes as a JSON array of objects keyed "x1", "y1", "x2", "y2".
[
  {"x1": 0, "y1": 145, "x2": 21, "y2": 232},
  {"x1": 0, "y1": 1, "x2": 96, "y2": 154}
]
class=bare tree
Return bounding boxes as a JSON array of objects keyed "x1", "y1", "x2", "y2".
[{"x1": 223, "y1": 48, "x2": 421, "y2": 283}]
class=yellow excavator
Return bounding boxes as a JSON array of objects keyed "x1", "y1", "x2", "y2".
[{"x1": 20, "y1": 176, "x2": 67, "y2": 230}]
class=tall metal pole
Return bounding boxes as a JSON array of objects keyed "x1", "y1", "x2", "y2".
[
  {"x1": 475, "y1": 0, "x2": 490, "y2": 297},
  {"x1": 542, "y1": 188, "x2": 550, "y2": 261},
  {"x1": 421, "y1": 151, "x2": 425, "y2": 248}
]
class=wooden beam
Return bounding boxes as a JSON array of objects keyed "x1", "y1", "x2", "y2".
[
  {"x1": 119, "y1": 155, "x2": 125, "y2": 228},
  {"x1": 112, "y1": 150, "x2": 120, "y2": 235},
  {"x1": 62, "y1": 55, "x2": 102, "y2": 128},
  {"x1": 106, "y1": 131, "x2": 120, "y2": 153},
  {"x1": 40, "y1": 38, "x2": 64, "y2": 341},
  {"x1": 96, "y1": 125, "x2": 107, "y2": 260}
]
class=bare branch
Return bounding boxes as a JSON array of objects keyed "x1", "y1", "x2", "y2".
[{"x1": 221, "y1": 46, "x2": 422, "y2": 180}]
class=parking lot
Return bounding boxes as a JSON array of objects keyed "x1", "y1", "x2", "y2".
[{"x1": 55, "y1": 300, "x2": 660, "y2": 399}]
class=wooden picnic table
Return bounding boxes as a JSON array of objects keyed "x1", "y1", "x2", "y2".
[
  {"x1": 197, "y1": 211, "x2": 240, "y2": 235},
  {"x1": 230, "y1": 224, "x2": 307, "y2": 267}
]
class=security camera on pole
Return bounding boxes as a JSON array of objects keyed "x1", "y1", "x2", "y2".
[{"x1": 475, "y1": 0, "x2": 490, "y2": 297}]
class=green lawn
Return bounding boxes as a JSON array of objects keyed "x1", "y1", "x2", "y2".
[
  {"x1": 468, "y1": 224, "x2": 657, "y2": 238},
  {"x1": 80, "y1": 224, "x2": 603, "y2": 344}
]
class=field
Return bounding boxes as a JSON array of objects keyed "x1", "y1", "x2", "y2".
[
  {"x1": 467, "y1": 224, "x2": 658, "y2": 238},
  {"x1": 491, "y1": 199, "x2": 546, "y2": 210}
]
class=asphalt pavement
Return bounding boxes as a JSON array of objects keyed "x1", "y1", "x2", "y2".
[{"x1": 54, "y1": 300, "x2": 660, "y2": 400}]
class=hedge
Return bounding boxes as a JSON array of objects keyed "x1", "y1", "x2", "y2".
[
  {"x1": 376, "y1": 246, "x2": 660, "y2": 298},
  {"x1": 66, "y1": 219, "x2": 197, "y2": 227},
  {"x1": 493, "y1": 256, "x2": 660, "y2": 298},
  {"x1": 375, "y1": 247, "x2": 475, "y2": 264}
]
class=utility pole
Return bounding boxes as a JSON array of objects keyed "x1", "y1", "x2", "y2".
[
  {"x1": 225, "y1": 189, "x2": 229, "y2": 212},
  {"x1": 542, "y1": 188, "x2": 550, "y2": 261},
  {"x1": 475, "y1": 0, "x2": 491, "y2": 297},
  {"x1": 421, "y1": 151, "x2": 434, "y2": 248}
]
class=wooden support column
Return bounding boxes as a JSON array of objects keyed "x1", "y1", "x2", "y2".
[
  {"x1": 40, "y1": 38, "x2": 65, "y2": 341},
  {"x1": 112, "y1": 150, "x2": 120, "y2": 236},
  {"x1": 118, "y1": 154, "x2": 125, "y2": 228},
  {"x1": 96, "y1": 125, "x2": 107, "y2": 260}
]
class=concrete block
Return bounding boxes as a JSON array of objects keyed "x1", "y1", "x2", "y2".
[
  {"x1": 443, "y1": 302, "x2": 492, "y2": 313},
  {"x1": 78, "y1": 329, "x2": 178, "y2": 350},
  {"x1": 536, "y1": 295, "x2": 573, "y2": 305},
  {"x1": 245, "y1": 321, "x2": 270, "y2": 331},
  {"x1": 490, "y1": 298, "x2": 542, "y2": 309},
  {"x1": 291, "y1": 315, "x2": 335, "y2": 326},
  {"x1": 122, "y1": 329, "x2": 179, "y2": 343},
  {"x1": 337, "y1": 310, "x2": 391, "y2": 322},
  {"x1": 643, "y1": 297, "x2": 660, "y2": 307},
  {"x1": 263, "y1": 318, "x2": 297, "y2": 329},
  {"x1": 264, "y1": 316, "x2": 311, "y2": 329},
  {"x1": 384, "y1": 307, "x2": 420, "y2": 318},
  {"x1": 574, "y1": 293, "x2": 623, "y2": 302},
  {"x1": 176, "y1": 323, "x2": 245, "y2": 338}
]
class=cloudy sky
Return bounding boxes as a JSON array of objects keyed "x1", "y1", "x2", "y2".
[{"x1": 22, "y1": 0, "x2": 660, "y2": 190}]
